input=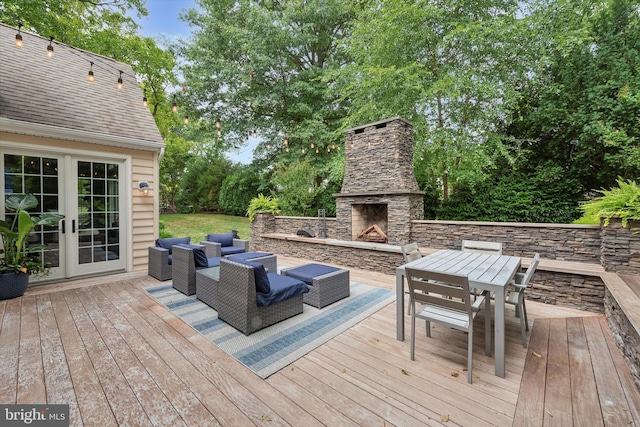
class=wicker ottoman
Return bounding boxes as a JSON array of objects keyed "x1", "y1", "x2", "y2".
[
  {"x1": 227, "y1": 252, "x2": 277, "y2": 273},
  {"x1": 196, "y1": 266, "x2": 220, "y2": 309},
  {"x1": 280, "y1": 263, "x2": 350, "y2": 308}
]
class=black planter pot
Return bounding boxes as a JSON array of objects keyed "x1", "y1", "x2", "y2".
[{"x1": 0, "y1": 271, "x2": 29, "y2": 300}]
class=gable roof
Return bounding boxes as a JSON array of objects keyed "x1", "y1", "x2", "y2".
[{"x1": 0, "y1": 23, "x2": 164, "y2": 149}]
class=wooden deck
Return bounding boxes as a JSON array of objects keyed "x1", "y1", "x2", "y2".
[{"x1": 1, "y1": 255, "x2": 638, "y2": 426}]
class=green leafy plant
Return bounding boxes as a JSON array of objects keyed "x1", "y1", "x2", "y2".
[
  {"x1": 0, "y1": 194, "x2": 65, "y2": 275},
  {"x1": 246, "y1": 194, "x2": 280, "y2": 222},
  {"x1": 580, "y1": 178, "x2": 640, "y2": 230}
]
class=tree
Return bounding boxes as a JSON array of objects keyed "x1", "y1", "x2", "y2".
[
  {"x1": 336, "y1": 0, "x2": 539, "y2": 200},
  {"x1": 508, "y1": 0, "x2": 640, "y2": 194},
  {"x1": 177, "y1": 0, "x2": 355, "y2": 165}
]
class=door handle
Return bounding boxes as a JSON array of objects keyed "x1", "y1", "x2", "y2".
[
  {"x1": 61, "y1": 220, "x2": 65, "y2": 234},
  {"x1": 72, "y1": 219, "x2": 76, "y2": 233}
]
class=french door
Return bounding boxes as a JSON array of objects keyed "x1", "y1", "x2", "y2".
[{"x1": 2, "y1": 151, "x2": 127, "y2": 281}]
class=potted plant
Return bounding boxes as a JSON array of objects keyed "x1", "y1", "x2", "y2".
[
  {"x1": 0, "y1": 193, "x2": 64, "y2": 299},
  {"x1": 580, "y1": 178, "x2": 640, "y2": 231}
]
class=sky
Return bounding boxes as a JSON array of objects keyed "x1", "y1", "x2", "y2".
[{"x1": 134, "y1": 0, "x2": 259, "y2": 165}]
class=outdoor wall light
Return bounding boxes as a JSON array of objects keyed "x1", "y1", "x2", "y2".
[
  {"x1": 15, "y1": 24, "x2": 23, "y2": 48},
  {"x1": 46, "y1": 36, "x2": 54, "y2": 58},
  {"x1": 137, "y1": 181, "x2": 153, "y2": 196}
]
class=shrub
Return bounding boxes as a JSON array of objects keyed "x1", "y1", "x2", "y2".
[
  {"x1": 247, "y1": 194, "x2": 280, "y2": 222},
  {"x1": 580, "y1": 178, "x2": 640, "y2": 228}
]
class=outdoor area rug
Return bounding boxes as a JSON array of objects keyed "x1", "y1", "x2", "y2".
[{"x1": 145, "y1": 282, "x2": 394, "y2": 378}]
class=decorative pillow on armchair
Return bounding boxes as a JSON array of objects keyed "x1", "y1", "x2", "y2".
[
  {"x1": 206, "y1": 233, "x2": 234, "y2": 247},
  {"x1": 233, "y1": 259, "x2": 270, "y2": 293}
]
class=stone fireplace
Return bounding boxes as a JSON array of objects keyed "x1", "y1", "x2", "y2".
[{"x1": 335, "y1": 117, "x2": 424, "y2": 245}]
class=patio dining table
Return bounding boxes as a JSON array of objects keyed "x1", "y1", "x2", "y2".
[{"x1": 396, "y1": 249, "x2": 521, "y2": 378}]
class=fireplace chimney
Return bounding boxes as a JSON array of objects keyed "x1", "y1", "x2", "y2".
[{"x1": 335, "y1": 117, "x2": 424, "y2": 245}]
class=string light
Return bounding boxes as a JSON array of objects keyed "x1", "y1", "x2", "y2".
[
  {"x1": 252, "y1": 129, "x2": 257, "y2": 138},
  {"x1": 286, "y1": 147, "x2": 289, "y2": 152},
  {"x1": 302, "y1": 148, "x2": 305, "y2": 153},
  {"x1": 87, "y1": 61, "x2": 95, "y2": 82},
  {"x1": 183, "y1": 115, "x2": 189, "y2": 124},
  {"x1": 15, "y1": 23, "x2": 23, "y2": 48},
  {"x1": 117, "y1": 70, "x2": 123, "y2": 89},
  {"x1": 310, "y1": 142, "x2": 314, "y2": 148},
  {"x1": 316, "y1": 148, "x2": 319, "y2": 153},
  {"x1": 215, "y1": 118, "x2": 221, "y2": 129},
  {"x1": 332, "y1": 144, "x2": 336, "y2": 149},
  {"x1": 46, "y1": 36, "x2": 54, "y2": 58},
  {"x1": 284, "y1": 137, "x2": 288, "y2": 146},
  {"x1": 266, "y1": 143, "x2": 271, "y2": 149},
  {"x1": 142, "y1": 89, "x2": 148, "y2": 107},
  {"x1": 217, "y1": 129, "x2": 221, "y2": 137},
  {"x1": 172, "y1": 95, "x2": 177, "y2": 112}
]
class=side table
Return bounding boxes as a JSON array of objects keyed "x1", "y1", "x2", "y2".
[{"x1": 196, "y1": 266, "x2": 220, "y2": 309}]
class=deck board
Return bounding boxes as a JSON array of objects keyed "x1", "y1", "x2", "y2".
[{"x1": 0, "y1": 258, "x2": 636, "y2": 426}]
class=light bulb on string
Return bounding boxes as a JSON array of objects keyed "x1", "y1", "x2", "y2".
[
  {"x1": 316, "y1": 148, "x2": 319, "y2": 153},
  {"x1": 286, "y1": 147, "x2": 289, "y2": 152},
  {"x1": 15, "y1": 23, "x2": 23, "y2": 48},
  {"x1": 284, "y1": 138, "x2": 288, "y2": 146},
  {"x1": 117, "y1": 70, "x2": 123, "y2": 89},
  {"x1": 252, "y1": 129, "x2": 257, "y2": 138},
  {"x1": 217, "y1": 129, "x2": 222, "y2": 137},
  {"x1": 332, "y1": 144, "x2": 336, "y2": 149},
  {"x1": 267, "y1": 143, "x2": 271, "y2": 149},
  {"x1": 142, "y1": 90, "x2": 148, "y2": 107},
  {"x1": 46, "y1": 36, "x2": 54, "y2": 58},
  {"x1": 87, "y1": 61, "x2": 95, "y2": 82},
  {"x1": 172, "y1": 95, "x2": 177, "y2": 113},
  {"x1": 302, "y1": 148, "x2": 305, "y2": 153},
  {"x1": 215, "y1": 118, "x2": 221, "y2": 129},
  {"x1": 183, "y1": 115, "x2": 189, "y2": 124},
  {"x1": 310, "y1": 142, "x2": 314, "y2": 148},
  {"x1": 327, "y1": 147, "x2": 331, "y2": 152}
]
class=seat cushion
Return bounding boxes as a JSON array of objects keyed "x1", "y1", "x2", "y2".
[
  {"x1": 155, "y1": 237, "x2": 190, "y2": 254},
  {"x1": 220, "y1": 246, "x2": 246, "y2": 256},
  {"x1": 206, "y1": 257, "x2": 222, "y2": 268},
  {"x1": 176, "y1": 243, "x2": 208, "y2": 268},
  {"x1": 227, "y1": 252, "x2": 273, "y2": 262},
  {"x1": 257, "y1": 273, "x2": 308, "y2": 307},
  {"x1": 285, "y1": 263, "x2": 340, "y2": 285},
  {"x1": 206, "y1": 233, "x2": 234, "y2": 247}
]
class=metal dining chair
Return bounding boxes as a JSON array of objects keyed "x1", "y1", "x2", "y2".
[
  {"x1": 462, "y1": 240, "x2": 503, "y2": 299},
  {"x1": 401, "y1": 242, "x2": 423, "y2": 315},
  {"x1": 506, "y1": 253, "x2": 540, "y2": 348},
  {"x1": 405, "y1": 268, "x2": 491, "y2": 384}
]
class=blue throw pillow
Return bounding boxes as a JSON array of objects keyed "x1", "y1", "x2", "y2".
[
  {"x1": 175, "y1": 243, "x2": 208, "y2": 268},
  {"x1": 206, "y1": 233, "x2": 234, "y2": 247},
  {"x1": 155, "y1": 237, "x2": 190, "y2": 254},
  {"x1": 234, "y1": 259, "x2": 270, "y2": 294}
]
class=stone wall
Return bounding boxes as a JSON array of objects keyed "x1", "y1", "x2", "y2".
[
  {"x1": 527, "y1": 271, "x2": 605, "y2": 312},
  {"x1": 601, "y1": 218, "x2": 640, "y2": 275},
  {"x1": 411, "y1": 220, "x2": 602, "y2": 262},
  {"x1": 605, "y1": 288, "x2": 640, "y2": 389}
]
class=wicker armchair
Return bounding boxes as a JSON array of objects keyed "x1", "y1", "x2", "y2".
[
  {"x1": 217, "y1": 259, "x2": 308, "y2": 335},
  {"x1": 172, "y1": 244, "x2": 221, "y2": 296},
  {"x1": 148, "y1": 237, "x2": 191, "y2": 281},
  {"x1": 202, "y1": 232, "x2": 249, "y2": 257}
]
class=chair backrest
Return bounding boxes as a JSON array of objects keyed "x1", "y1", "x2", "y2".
[
  {"x1": 518, "y1": 253, "x2": 540, "y2": 288},
  {"x1": 401, "y1": 242, "x2": 422, "y2": 263},
  {"x1": 461, "y1": 240, "x2": 503, "y2": 255},
  {"x1": 405, "y1": 268, "x2": 473, "y2": 318}
]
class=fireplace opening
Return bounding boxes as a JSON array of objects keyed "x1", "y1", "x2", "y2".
[{"x1": 352, "y1": 204, "x2": 388, "y2": 243}]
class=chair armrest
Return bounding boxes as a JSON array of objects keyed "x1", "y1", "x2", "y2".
[
  {"x1": 200, "y1": 241, "x2": 221, "y2": 257},
  {"x1": 148, "y1": 246, "x2": 170, "y2": 281},
  {"x1": 233, "y1": 238, "x2": 249, "y2": 251}
]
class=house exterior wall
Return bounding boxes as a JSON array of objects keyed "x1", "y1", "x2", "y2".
[{"x1": 1, "y1": 131, "x2": 159, "y2": 273}]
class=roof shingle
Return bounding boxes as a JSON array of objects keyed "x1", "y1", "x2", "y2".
[{"x1": 0, "y1": 23, "x2": 163, "y2": 145}]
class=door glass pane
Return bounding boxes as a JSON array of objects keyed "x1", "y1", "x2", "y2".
[
  {"x1": 77, "y1": 161, "x2": 120, "y2": 264},
  {"x1": 3, "y1": 154, "x2": 60, "y2": 269}
]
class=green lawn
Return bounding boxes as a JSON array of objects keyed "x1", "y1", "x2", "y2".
[{"x1": 159, "y1": 213, "x2": 251, "y2": 243}]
